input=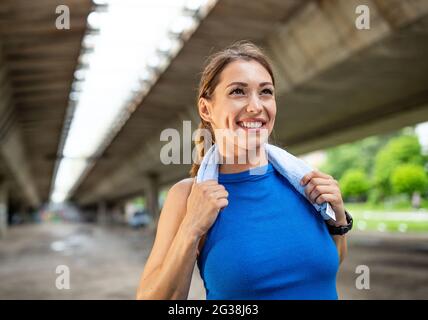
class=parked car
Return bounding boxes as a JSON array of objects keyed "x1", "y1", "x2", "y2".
[{"x1": 128, "y1": 209, "x2": 152, "y2": 228}]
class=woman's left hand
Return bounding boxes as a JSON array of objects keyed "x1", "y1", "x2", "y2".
[{"x1": 300, "y1": 170, "x2": 347, "y2": 227}]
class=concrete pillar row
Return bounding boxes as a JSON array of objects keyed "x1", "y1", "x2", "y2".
[
  {"x1": 0, "y1": 180, "x2": 8, "y2": 238},
  {"x1": 97, "y1": 200, "x2": 108, "y2": 225},
  {"x1": 144, "y1": 173, "x2": 160, "y2": 228}
]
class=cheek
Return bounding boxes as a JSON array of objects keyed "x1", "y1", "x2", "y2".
[
  {"x1": 267, "y1": 104, "x2": 276, "y2": 136},
  {"x1": 212, "y1": 111, "x2": 236, "y2": 130},
  {"x1": 221, "y1": 107, "x2": 240, "y2": 124},
  {"x1": 212, "y1": 99, "x2": 238, "y2": 122},
  {"x1": 268, "y1": 103, "x2": 276, "y2": 123}
]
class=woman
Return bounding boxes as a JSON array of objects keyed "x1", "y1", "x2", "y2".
[{"x1": 136, "y1": 41, "x2": 350, "y2": 300}]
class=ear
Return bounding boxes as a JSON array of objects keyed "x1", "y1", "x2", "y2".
[{"x1": 198, "y1": 97, "x2": 212, "y2": 123}]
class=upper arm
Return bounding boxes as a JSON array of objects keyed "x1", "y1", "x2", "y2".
[
  {"x1": 332, "y1": 235, "x2": 347, "y2": 265},
  {"x1": 140, "y1": 178, "x2": 194, "y2": 280}
]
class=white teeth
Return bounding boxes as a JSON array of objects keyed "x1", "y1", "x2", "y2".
[{"x1": 239, "y1": 121, "x2": 263, "y2": 128}]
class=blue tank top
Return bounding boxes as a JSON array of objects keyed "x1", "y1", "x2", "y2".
[{"x1": 196, "y1": 162, "x2": 339, "y2": 300}]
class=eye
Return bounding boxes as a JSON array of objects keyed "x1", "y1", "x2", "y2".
[
  {"x1": 230, "y1": 88, "x2": 245, "y2": 95},
  {"x1": 261, "y1": 88, "x2": 273, "y2": 95}
]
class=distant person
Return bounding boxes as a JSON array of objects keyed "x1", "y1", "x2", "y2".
[{"x1": 137, "y1": 41, "x2": 352, "y2": 300}]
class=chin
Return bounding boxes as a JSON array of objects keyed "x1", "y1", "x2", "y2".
[
  {"x1": 235, "y1": 140, "x2": 266, "y2": 153},
  {"x1": 218, "y1": 127, "x2": 270, "y2": 157}
]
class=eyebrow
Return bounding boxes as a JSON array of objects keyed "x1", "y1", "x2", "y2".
[{"x1": 226, "y1": 81, "x2": 274, "y2": 88}]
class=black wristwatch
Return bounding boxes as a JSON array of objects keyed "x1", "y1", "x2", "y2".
[{"x1": 326, "y1": 210, "x2": 353, "y2": 235}]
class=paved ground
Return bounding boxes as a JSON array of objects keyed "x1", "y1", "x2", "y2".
[{"x1": 0, "y1": 222, "x2": 427, "y2": 299}]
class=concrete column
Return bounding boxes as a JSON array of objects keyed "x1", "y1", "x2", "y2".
[
  {"x1": 0, "y1": 181, "x2": 8, "y2": 238},
  {"x1": 111, "y1": 201, "x2": 126, "y2": 225},
  {"x1": 97, "y1": 200, "x2": 108, "y2": 225},
  {"x1": 145, "y1": 173, "x2": 160, "y2": 228},
  {"x1": 11, "y1": 203, "x2": 26, "y2": 225}
]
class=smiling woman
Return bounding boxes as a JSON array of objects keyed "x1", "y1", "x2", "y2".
[
  {"x1": 136, "y1": 41, "x2": 349, "y2": 300},
  {"x1": 190, "y1": 42, "x2": 277, "y2": 176}
]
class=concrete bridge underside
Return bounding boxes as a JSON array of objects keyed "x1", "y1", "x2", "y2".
[
  {"x1": 0, "y1": 0, "x2": 93, "y2": 234},
  {"x1": 71, "y1": 0, "x2": 428, "y2": 211}
]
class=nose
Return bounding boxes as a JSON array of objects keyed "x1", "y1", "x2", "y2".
[{"x1": 246, "y1": 92, "x2": 263, "y2": 113}]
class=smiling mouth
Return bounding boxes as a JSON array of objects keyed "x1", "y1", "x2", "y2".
[{"x1": 236, "y1": 120, "x2": 267, "y2": 130}]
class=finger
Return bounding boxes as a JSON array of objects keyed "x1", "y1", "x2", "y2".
[
  {"x1": 213, "y1": 189, "x2": 229, "y2": 199},
  {"x1": 308, "y1": 185, "x2": 339, "y2": 203},
  {"x1": 301, "y1": 171, "x2": 333, "y2": 185},
  {"x1": 206, "y1": 184, "x2": 226, "y2": 193},
  {"x1": 312, "y1": 170, "x2": 334, "y2": 180},
  {"x1": 216, "y1": 198, "x2": 229, "y2": 209},
  {"x1": 300, "y1": 171, "x2": 316, "y2": 186},
  {"x1": 314, "y1": 193, "x2": 338, "y2": 205},
  {"x1": 209, "y1": 187, "x2": 228, "y2": 198},
  {"x1": 202, "y1": 179, "x2": 219, "y2": 185},
  {"x1": 304, "y1": 178, "x2": 337, "y2": 199},
  {"x1": 198, "y1": 180, "x2": 220, "y2": 191}
]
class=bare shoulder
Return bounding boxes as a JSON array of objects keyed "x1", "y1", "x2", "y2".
[
  {"x1": 161, "y1": 178, "x2": 194, "y2": 219},
  {"x1": 170, "y1": 178, "x2": 207, "y2": 255},
  {"x1": 168, "y1": 177, "x2": 194, "y2": 202},
  {"x1": 138, "y1": 177, "x2": 195, "y2": 284}
]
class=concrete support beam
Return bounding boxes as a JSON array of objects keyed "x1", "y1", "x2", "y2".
[
  {"x1": 264, "y1": 0, "x2": 428, "y2": 153},
  {"x1": 96, "y1": 200, "x2": 108, "y2": 225},
  {"x1": 267, "y1": 0, "x2": 391, "y2": 93},
  {"x1": 0, "y1": 126, "x2": 41, "y2": 207},
  {"x1": 374, "y1": 0, "x2": 428, "y2": 28},
  {"x1": 288, "y1": 102, "x2": 428, "y2": 155},
  {"x1": 0, "y1": 180, "x2": 8, "y2": 238},
  {"x1": 267, "y1": 0, "x2": 428, "y2": 95},
  {"x1": 0, "y1": 47, "x2": 41, "y2": 208},
  {"x1": 144, "y1": 173, "x2": 160, "y2": 228},
  {"x1": 74, "y1": 0, "x2": 428, "y2": 206},
  {"x1": 78, "y1": 106, "x2": 198, "y2": 205}
]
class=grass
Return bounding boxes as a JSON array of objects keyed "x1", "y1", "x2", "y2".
[{"x1": 345, "y1": 201, "x2": 428, "y2": 233}]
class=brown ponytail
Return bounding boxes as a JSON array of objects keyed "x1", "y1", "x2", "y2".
[{"x1": 189, "y1": 40, "x2": 275, "y2": 177}]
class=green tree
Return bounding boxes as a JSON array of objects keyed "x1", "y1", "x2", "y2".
[
  {"x1": 374, "y1": 134, "x2": 425, "y2": 198},
  {"x1": 339, "y1": 169, "x2": 370, "y2": 201},
  {"x1": 321, "y1": 144, "x2": 363, "y2": 180},
  {"x1": 390, "y1": 164, "x2": 428, "y2": 203},
  {"x1": 321, "y1": 132, "x2": 399, "y2": 180}
]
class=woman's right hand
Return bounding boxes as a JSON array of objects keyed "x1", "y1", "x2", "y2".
[{"x1": 183, "y1": 179, "x2": 229, "y2": 239}]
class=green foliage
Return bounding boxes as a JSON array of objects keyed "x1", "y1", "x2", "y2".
[
  {"x1": 320, "y1": 132, "x2": 399, "y2": 180},
  {"x1": 133, "y1": 197, "x2": 145, "y2": 207},
  {"x1": 367, "y1": 188, "x2": 383, "y2": 205},
  {"x1": 339, "y1": 169, "x2": 370, "y2": 200},
  {"x1": 374, "y1": 134, "x2": 425, "y2": 196},
  {"x1": 320, "y1": 145, "x2": 362, "y2": 180},
  {"x1": 390, "y1": 164, "x2": 428, "y2": 196},
  {"x1": 321, "y1": 127, "x2": 428, "y2": 206}
]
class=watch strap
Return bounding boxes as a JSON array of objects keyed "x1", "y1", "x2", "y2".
[{"x1": 327, "y1": 210, "x2": 353, "y2": 235}]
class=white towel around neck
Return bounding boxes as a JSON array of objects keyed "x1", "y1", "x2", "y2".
[{"x1": 196, "y1": 143, "x2": 336, "y2": 221}]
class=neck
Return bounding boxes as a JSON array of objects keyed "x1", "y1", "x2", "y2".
[{"x1": 218, "y1": 144, "x2": 268, "y2": 174}]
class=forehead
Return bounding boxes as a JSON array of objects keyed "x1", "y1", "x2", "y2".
[{"x1": 218, "y1": 59, "x2": 272, "y2": 85}]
